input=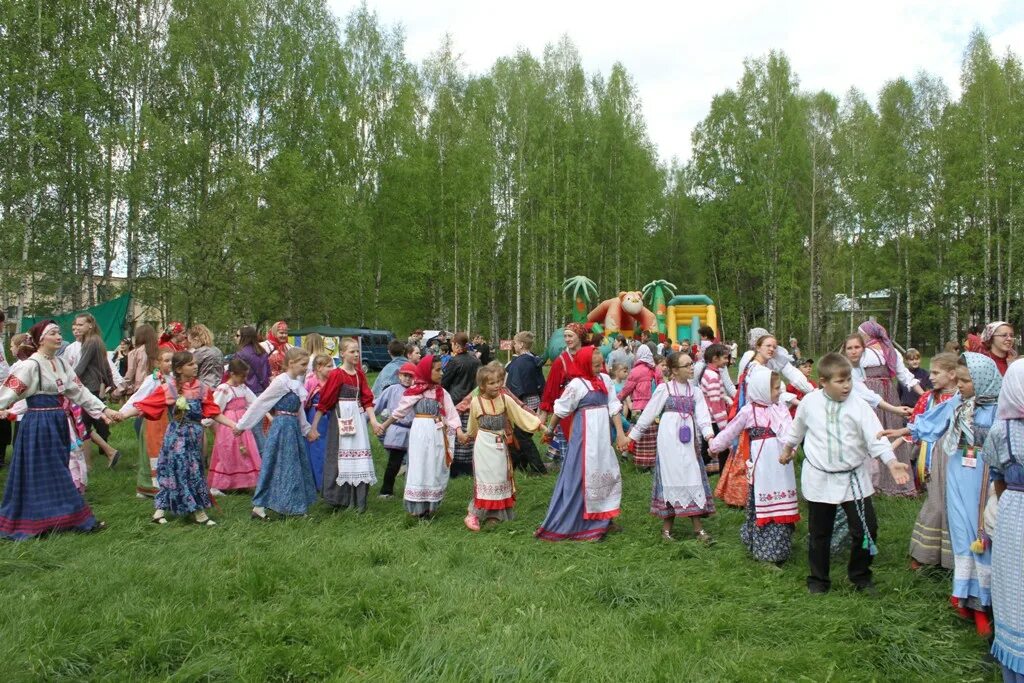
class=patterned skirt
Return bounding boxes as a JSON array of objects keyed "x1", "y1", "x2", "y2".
[
  {"x1": 154, "y1": 420, "x2": 213, "y2": 516},
  {"x1": 992, "y1": 491, "x2": 1024, "y2": 678},
  {"x1": 0, "y1": 397, "x2": 98, "y2": 540},
  {"x1": 864, "y1": 370, "x2": 916, "y2": 497},
  {"x1": 633, "y1": 427, "x2": 657, "y2": 469},
  {"x1": 740, "y1": 487, "x2": 793, "y2": 563},
  {"x1": 450, "y1": 412, "x2": 474, "y2": 474},
  {"x1": 908, "y1": 437, "x2": 952, "y2": 567}
]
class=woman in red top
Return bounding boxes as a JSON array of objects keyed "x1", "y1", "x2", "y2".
[
  {"x1": 981, "y1": 321, "x2": 1016, "y2": 376},
  {"x1": 311, "y1": 338, "x2": 381, "y2": 513},
  {"x1": 539, "y1": 323, "x2": 586, "y2": 462}
]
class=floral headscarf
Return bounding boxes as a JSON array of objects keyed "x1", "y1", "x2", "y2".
[
  {"x1": 982, "y1": 321, "x2": 1011, "y2": 345},
  {"x1": 858, "y1": 321, "x2": 899, "y2": 379}
]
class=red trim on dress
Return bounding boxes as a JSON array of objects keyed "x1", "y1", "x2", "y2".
[{"x1": 0, "y1": 507, "x2": 94, "y2": 534}]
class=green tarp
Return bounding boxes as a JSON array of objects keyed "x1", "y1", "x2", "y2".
[{"x1": 21, "y1": 295, "x2": 132, "y2": 351}]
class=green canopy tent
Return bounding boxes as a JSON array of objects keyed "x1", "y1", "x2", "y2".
[{"x1": 20, "y1": 295, "x2": 132, "y2": 351}]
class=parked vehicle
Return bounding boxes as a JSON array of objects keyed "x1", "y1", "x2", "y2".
[{"x1": 290, "y1": 326, "x2": 396, "y2": 372}]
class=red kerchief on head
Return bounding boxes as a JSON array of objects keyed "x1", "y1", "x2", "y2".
[{"x1": 571, "y1": 346, "x2": 606, "y2": 394}]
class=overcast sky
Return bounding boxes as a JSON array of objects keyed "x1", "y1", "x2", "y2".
[{"x1": 327, "y1": 0, "x2": 1024, "y2": 164}]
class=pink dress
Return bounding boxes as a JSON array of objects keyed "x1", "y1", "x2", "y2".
[{"x1": 208, "y1": 383, "x2": 262, "y2": 490}]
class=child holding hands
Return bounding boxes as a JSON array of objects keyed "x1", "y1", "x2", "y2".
[{"x1": 780, "y1": 353, "x2": 911, "y2": 594}]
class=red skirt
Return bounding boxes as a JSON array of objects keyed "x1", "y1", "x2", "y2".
[
  {"x1": 633, "y1": 428, "x2": 657, "y2": 468},
  {"x1": 714, "y1": 429, "x2": 749, "y2": 507}
]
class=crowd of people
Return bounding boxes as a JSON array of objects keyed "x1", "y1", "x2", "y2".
[{"x1": 0, "y1": 313, "x2": 1021, "y2": 680}]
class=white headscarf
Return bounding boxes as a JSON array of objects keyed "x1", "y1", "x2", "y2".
[
  {"x1": 997, "y1": 359, "x2": 1024, "y2": 420},
  {"x1": 634, "y1": 344, "x2": 655, "y2": 368},
  {"x1": 746, "y1": 366, "x2": 775, "y2": 406}
]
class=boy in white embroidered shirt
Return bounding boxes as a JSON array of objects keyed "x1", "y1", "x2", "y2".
[{"x1": 780, "y1": 353, "x2": 911, "y2": 595}]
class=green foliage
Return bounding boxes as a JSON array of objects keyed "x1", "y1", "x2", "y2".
[{"x1": 0, "y1": 4, "x2": 1020, "y2": 354}]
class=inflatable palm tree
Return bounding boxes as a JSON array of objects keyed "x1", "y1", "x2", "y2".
[
  {"x1": 562, "y1": 276, "x2": 598, "y2": 323},
  {"x1": 642, "y1": 279, "x2": 677, "y2": 336}
]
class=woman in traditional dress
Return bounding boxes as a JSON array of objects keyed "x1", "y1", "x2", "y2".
[
  {"x1": 120, "y1": 352, "x2": 235, "y2": 526},
  {"x1": 981, "y1": 321, "x2": 1016, "y2": 376},
  {"x1": 235, "y1": 348, "x2": 317, "y2": 519},
  {"x1": 0, "y1": 321, "x2": 119, "y2": 539},
  {"x1": 538, "y1": 323, "x2": 586, "y2": 463},
  {"x1": 463, "y1": 362, "x2": 543, "y2": 531},
  {"x1": 982, "y1": 360, "x2": 1024, "y2": 682},
  {"x1": 122, "y1": 347, "x2": 174, "y2": 497},
  {"x1": 617, "y1": 344, "x2": 662, "y2": 470},
  {"x1": 856, "y1": 321, "x2": 923, "y2": 497},
  {"x1": 536, "y1": 346, "x2": 626, "y2": 542},
  {"x1": 311, "y1": 338, "x2": 381, "y2": 513},
  {"x1": 629, "y1": 351, "x2": 717, "y2": 544},
  {"x1": 377, "y1": 356, "x2": 464, "y2": 518},
  {"x1": 711, "y1": 367, "x2": 798, "y2": 563}
]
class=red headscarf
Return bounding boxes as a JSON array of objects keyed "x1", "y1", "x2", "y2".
[
  {"x1": 857, "y1": 321, "x2": 898, "y2": 379},
  {"x1": 266, "y1": 321, "x2": 290, "y2": 355},
  {"x1": 570, "y1": 345, "x2": 607, "y2": 394},
  {"x1": 403, "y1": 355, "x2": 446, "y2": 414},
  {"x1": 159, "y1": 321, "x2": 185, "y2": 351}
]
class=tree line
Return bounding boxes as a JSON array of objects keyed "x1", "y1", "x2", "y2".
[{"x1": 0, "y1": 0, "x2": 1019, "y2": 352}]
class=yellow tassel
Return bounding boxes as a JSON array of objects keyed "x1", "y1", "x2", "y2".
[{"x1": 970, "y1": 538, "x2": 986, "y2": 554}]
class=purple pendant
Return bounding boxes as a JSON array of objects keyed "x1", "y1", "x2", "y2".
[{"x1": 678, "y1": 424, "x2": 692, "y2": 444}]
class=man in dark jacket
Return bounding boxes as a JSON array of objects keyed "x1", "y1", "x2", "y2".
[
  {"x1": 504, "y1": 331, "x2": 548, "y2": 474},
  {"x1": 442, "y1": 332, "x2": 481, "y2": 477}
]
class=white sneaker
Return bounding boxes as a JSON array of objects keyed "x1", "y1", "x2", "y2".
[{"x1": 209, "y1": 488, "x2": 224, "y2": 496}]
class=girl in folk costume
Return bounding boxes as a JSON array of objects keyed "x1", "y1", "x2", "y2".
[
  {"x1": 902, "y1": 353, "x2": 959, "y2": 569},
  {"x1": 310, "y1": 339, "x2": 382, "y2": 513},
  {"x1": 462, "y1": 362, "x2": 543, "y2": 532},
  {"x1": 710, "y1": 367, "x2": 799, "y2": 563},
  {"x1": 376, "y1": 356, "x2": 464, "y2": 518},
  {"x1": 0, "y1": 321, "x2": 119, "y2": 539},
  {"x1": 539, "y1": 323, "x2": 586, "y2": 462},
  {"x1": 981, "y1": 361, "x2": 1024, "y2": 682},
  {"x1": 627, "y1": 351, "x2": 717, "y2": 544},
  {"x1": 207, "y1": 358, "x2": 262, "y2": 495},
  {"x1": 375, "y1": 363, "x2": 417, "y2": 498},
  {"x1": 536, "y1": 346, "x2": 626, "y2": 542},
  {"x1": 716, "y1": 331, "x2": 809, "y2": 508},
  {"x1": 120, "y1": 352, "x2": 235, "y2": 526},
  {"x1": 122, "y1": 348, "x2": 174, "y2": 497},
  {"x1": 303, "y1": 354, "x2": 333, "y2": 492},
  {"x1": 235, "y1": 348, "x2": 316, "y2": 519},
  {"x1": 981, "y1": 320, "x2": 1017, "y2": 376},
  {"x1": 617, "y1": 345, "x2": 663, "y2": 469},
  {"x1": 882, "y1": 352, "x2": 1001, "y2": 636},
  {"x1": 856, "y1": 321, "x2": 923, "y2": 497},
  {"x1": 262, "y1": 321, "x2": 293, "y2": 379}
]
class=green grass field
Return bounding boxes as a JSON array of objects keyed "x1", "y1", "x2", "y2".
[{"x1": 0, "y1": 409, "x2": 1002, "y2": 681}]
